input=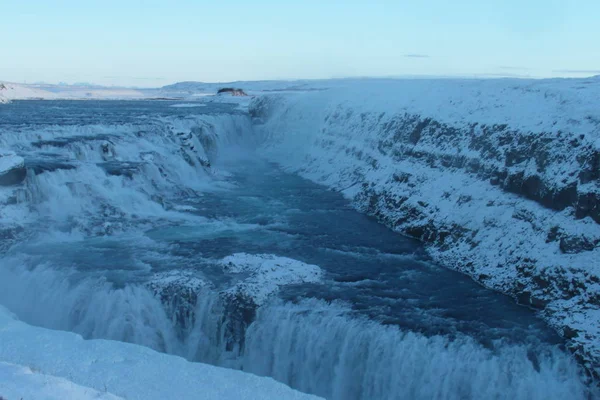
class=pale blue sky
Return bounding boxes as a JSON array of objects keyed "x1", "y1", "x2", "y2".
[{"x1": 2, "y1": 0, "x2": 599, "y2": 87}]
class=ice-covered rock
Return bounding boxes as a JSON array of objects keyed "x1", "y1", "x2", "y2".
[
  {"x1": 146, "y1": 271, "x2": 210, "y2": 333},
  {"x1": 0, "y1": 150, "x2": 26, "y2": 186},
  {"x1": 221, "y1": 253, "x2": 323, "y2": 306}
]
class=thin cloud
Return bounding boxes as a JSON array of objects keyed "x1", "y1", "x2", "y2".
[
  {"x1": 103, "y1": 76, "x2": 168, "y2": 81},
  {"x1": 477, "y1": 72, "x2": 534, "y2": 79},
  {"x1": 403, "y1": 54, "x2": 430, "y2": 58},
  {"x1": 498, "y1": 66, "x2": 531, "y2": 71},
  {"x1": 553, "y1": 69, "x2": 600, "y2": 74}
]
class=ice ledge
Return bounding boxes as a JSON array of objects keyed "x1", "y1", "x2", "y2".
[
  {"x1": 0, "y1": 150, "x2": 26, "y2": 186},
  {"x1": 0, "y1": 307, "x2": 322, "y2": 400}
]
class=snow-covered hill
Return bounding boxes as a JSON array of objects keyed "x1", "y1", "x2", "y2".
[
  {"x1": 0, "y1": 81, "x2": 153, "y2": 100},
  {"x1": 0, "y1": 82, "x2": 60, "y2": 100},
  {"x1": 249, "y1": 76, "x2": 600, "y2": 376}
]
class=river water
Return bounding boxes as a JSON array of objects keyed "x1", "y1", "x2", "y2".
[{"x1": 0, "y1": 100, "x2": 593, "y2": 399}]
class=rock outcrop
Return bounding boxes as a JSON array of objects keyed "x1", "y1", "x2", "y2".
[
  {"x1": 217, "y1": 88, "x2": 247, "y2": 96},
  {"x1": 145, "y1": 254, "x2": 323, "y2": 355}
]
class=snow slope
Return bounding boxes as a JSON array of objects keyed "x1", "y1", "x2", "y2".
[
  {"x1": 0, "y1": 306, "x2": 321, "y2": 400},
  {"x1": 249, "y1": 77, "x2": 600, "y2": 376},
  {"x1": 0, "y1": 82, "x2": 59, "y2": 100},
  {"x1": 0, "y1": 362, "x2": 122, "y2": 400}
]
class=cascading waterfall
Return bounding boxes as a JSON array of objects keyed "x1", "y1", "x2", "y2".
[
  {"x1": 0, "y1": 101, "x2": 595, "y2": 400},
  {"x1": 242, "y1": 299, "x2": 588, "y2": 400},
  {"x1": 0, "y1": 259, "x2": 590, "y2": 399},
  {"x1": 0, "y1": 258, "x2": 181, "y2": 354}
]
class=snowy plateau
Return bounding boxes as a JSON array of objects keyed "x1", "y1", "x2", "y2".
[{"x1": 0, "y1": 76, "x2": 599, "y2": 399}]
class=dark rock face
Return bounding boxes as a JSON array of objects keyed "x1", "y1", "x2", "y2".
[
  {"x1": 146, "y1": 272, "x2": 260, "y2": 356},
  {"x1": 560, "y1": 236, "x2": 597, "y2": 254},
  {"x1": 220, "y1": 292, "x2": 258, "y2": 353},
  {"x1": 376, "y1": 114, "x2": 600, "y2": 224},
  {"x1": 97, "y1": 161, "x2": 142, "y2": 178},
  {"x1": 31, "y1": 134, "x2": 117, "y2": 149},
  {"x1": 217, "y1": 88, "x2": 247, "y2": 97},
  {"x1": 25, "y1": 159, "x2": 76, "y2": 175},
  {"x1": 0, "y1": 166, "x2": 26, "y2": 186}
]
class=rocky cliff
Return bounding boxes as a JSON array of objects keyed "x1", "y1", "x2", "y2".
[{"x1": 249, "y1": 77, "x2": 600, "y2": 377}]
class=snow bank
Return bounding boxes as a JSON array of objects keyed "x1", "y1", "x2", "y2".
[
  {"x1": 0, "y1": 306, "x2": 321, "y2": 400},
  {"x1": 0, "y1": 362, "x2": 122, "y2": 400},
  {"x1": 250, "y1": 77, "x2": 600, "y2": 376}
]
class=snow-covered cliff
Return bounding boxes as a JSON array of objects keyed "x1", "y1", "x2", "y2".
[{"x1": 250, "y1": 77, "x2": 600, "y2": 376}]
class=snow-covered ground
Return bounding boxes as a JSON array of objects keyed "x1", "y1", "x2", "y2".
[
  {"x1": 0, "y1": 306, "x2": 321, "y2": 400},
  {"x1": 248, "y1": 76, "x2": 600, "y2": 375},
  {"x1": 0, "y1": 362, "x2": 122, "y2": 400}
]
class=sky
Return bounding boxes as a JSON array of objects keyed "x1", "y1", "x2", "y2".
[{"x1": 1, "y1": 0, "x2": 599, "y2": 87}]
